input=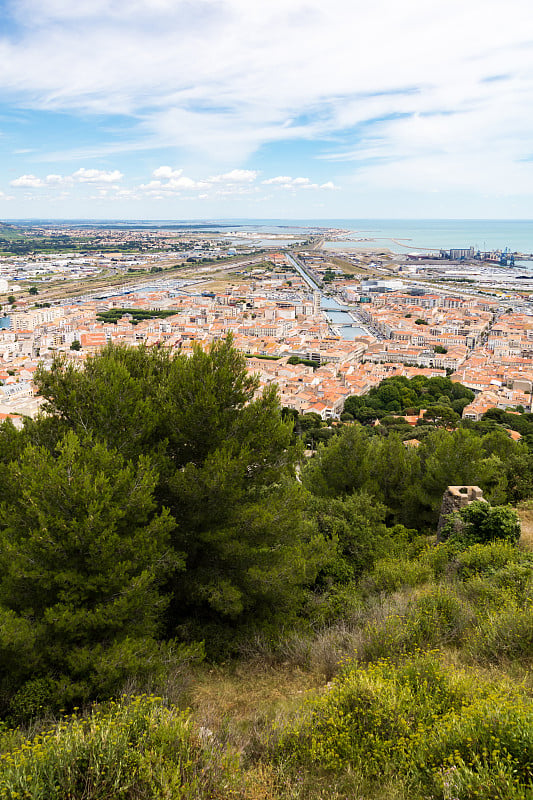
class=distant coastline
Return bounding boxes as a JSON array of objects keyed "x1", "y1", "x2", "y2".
[{"x1": 2, "y1": 218, "x2": 533, "y2": 255}]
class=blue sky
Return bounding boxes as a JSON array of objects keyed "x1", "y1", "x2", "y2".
[{"x1": 0, "y1": 0, "x2": 532, "y2": 219}]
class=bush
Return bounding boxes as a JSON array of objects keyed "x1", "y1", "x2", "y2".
[
  {"x1": 0, "y1": 696, "x2": 243, "y2": 799},
  {"x1": 278, "y1": 654, "x2": 430, "y2": 775},
  {"x1": 433, "y1": 758, "x2": 532, "y2": 800},
  {"x1": 414, "y1": 695, "x2": 533, "y2": 797},
  {"x1": 420, "y1": 543, "x2": 454, "y2": 577},
  {"x1": 308, "y1": 581, "x2": 364, "y2": 626},
  {"x1": 404, "y1": 586, "x2": 471, "y2": 648},
  {"x1": 277, "y1": 653, "x2": 533, "y2": 798},
  {"x1": 491, "y1": 559, "x2": 533, "y2": 598},
  {"x1": 359, "y1": 586, "x2": 471, "y2": 660},
  {"x1": 308, "y1": 623, "x2": 363, "y2": 681},
  {"x1": 364, "y1": 555, "x2": 433, "y2": 594},
  {"x1": 358, "y1": 612, "x2": 411, "y2": 662},
  {"x1": 443, "y1": 502, "x2": 521, "y2": 546},
  {"x1": 456, "y1": 547, "x2": 532, "y2": 614},
  {"x1": 469, "y1": 604, "x2": 533, "y2": 663},
  {"x1": 460, "y1": 574, "x2": 516, "y2": 613},
  {"x1": 456, "y1": 541, "x2": 521, "y2": 578}
]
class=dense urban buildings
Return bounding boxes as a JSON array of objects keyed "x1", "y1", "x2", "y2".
[{"x1": 2, "y1": 226, "x2": 533, "y2": 427}]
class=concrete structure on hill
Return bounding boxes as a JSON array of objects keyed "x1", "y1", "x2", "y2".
[{"x1": 437, "y1": 485, "x2": 485, "y2": 541}]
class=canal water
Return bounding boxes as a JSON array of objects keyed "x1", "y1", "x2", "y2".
[
  {"x1": 286, "y1": 253, "x2": 367, "y2": 340},
  {"x1": 322, "y1": 297, "x2": 367, "y2": 339}
]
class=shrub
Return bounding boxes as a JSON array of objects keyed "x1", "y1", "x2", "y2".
[
  {"x1": 468, "y1": 604, "x2": 533, "y2": 663},
  {"x1": 364, "y1": 555, "x2": 433, "y2": 594},
  {"x1": 433, "y1": 758, "x2": 532, "y2": 800},
  {"x1": 492, "y1": 560, "x2": 533, "y2": 598},
  {"x1": 358, "y1": 612, "x2": 409, "y2": 662},
  {"x1": 278, "y1": 654, "x2": 427, "y2": 775},
  {"x1": 414, "y1": 695, "x2": 533, "y2": 797},
  {"x1": 0, "y1": 695, "x2": 243, "y2": 799},
  {"x1": 358, "y1": 586, "x2": 470, "y2": 661},
  {"x1": 3, "y1": 639, "x2": 204, "y2": 724},
  {"x1": 456, "y1": 541, "x2": 521, "y2": 578},
  {"x1": 277, "y1": 653, "x2": 533, "y2": 798},
  {"x1": 278, "y1": 653, "x2": 476, "y2": 771},
  {"x1": 403, "y1": 586, "x2": 471, "y2": 648},
  {"x1": 460, "y1": 574, "x2": 516, "y2": 613},
  {"x1": 309, "y1": 581, "x2": 364, "y2": 626},
  {"x1": 308, "y1": 623, "x2": 364, "y2": 681},
  {"x1": 443, "y1": 502, "x2": 521, "y2": 546},
  {"x1": 419, "y1": 543, "x2": 454, "y2": 577},
  {"x1": 457, "y1": 548, "x2": 532, "y2": 614}
]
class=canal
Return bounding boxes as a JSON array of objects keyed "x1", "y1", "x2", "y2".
[{"x1": 285, "y1": 253, "x2": 368, "y2": 339}]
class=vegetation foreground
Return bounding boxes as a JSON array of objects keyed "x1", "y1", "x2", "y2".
[{"x1": 0, "y1": 339, "x2": 532, "y2": 799}]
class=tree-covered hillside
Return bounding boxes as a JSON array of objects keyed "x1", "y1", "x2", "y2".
[{"x1": 0, "y1": 340, "x2": 531, "y2": 800}]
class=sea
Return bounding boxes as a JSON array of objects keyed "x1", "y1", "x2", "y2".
[{"x1": 202, "y1": 219, "x2": 533, "y2": 256}]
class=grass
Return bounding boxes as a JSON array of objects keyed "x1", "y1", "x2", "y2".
[
  {"x1": 517, "y1": 499, "x2": 533, "y2": 550},
  {"x1": 187, "y1": 662, "x2": 318, "y2": 764},
  {"x1": 190, "y1": 664, "x2": 315, "y2": 719},
  {"x1": 181, "y1": 535, "x2": 532, "y2": 798},
  {"x1": 328, "y1": 257, "x2": 370, "y2": 275}
]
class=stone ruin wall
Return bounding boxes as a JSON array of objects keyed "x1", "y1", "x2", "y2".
[{"x1": 436, "y1": 485, "x2": 485, "y2": 541}]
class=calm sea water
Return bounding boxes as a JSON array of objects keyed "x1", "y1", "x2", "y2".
[{"x1": 215, "y1": 219, "x2": 533, "y2": 255}]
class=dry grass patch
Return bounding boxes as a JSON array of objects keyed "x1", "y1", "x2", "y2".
[
  {"x1": 517, "y1": 501, "x2": 533, "y2": 550},
  {"x1": 199, "y1": 278, "x2": 235, "y2": 291},
  {"x1": 188, "y1": 662, "x2": 319, "y2": 745}
]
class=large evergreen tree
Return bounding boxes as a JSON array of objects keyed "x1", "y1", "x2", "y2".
[
  {"x1": 0, "y1": 432, "x2": 177, "y2": 713},
  {"x1": 31, "y1": 338, "x2": 324, "y2": 651}
]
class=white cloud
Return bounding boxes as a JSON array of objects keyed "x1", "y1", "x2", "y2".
[
  {"x1": 152, "y1": 165, "x2": 183, "y2": 179},
  {"x1": 262, "y1": 176, "x2": 292, "y2": 185},
  {"x1": 11, "y1": 172, "x2": 71, "y2": 188},
  {"x1": 45, "y1": 173, "x2": 71, "y2": 184},
  {"x1": 168, "y1": 175, "x2": 202, "y2": 189},
  {"x1": 262, "y1": 175, "x2": 334, "y2": 190},
  {"x1": 10, "y1": 167, "x2": 124, "y2": 190},
  {"x1": 139, "y1": 167, "x2": 259, "y2": 197},
  {"x1": 72, "y1": 167, "x2": 123, "y2": 183},
  {"x1": 7, "y1": 163, "x2": 335, "y2": 204},
  {"x1": 10, "y1": 174, "x2": 44, "y2": 188},
  {"x1": 209, "y1": 169, "x2": 258, "y2": 183},
  {"x1": 114, "y1": 187, "x2": 141, "y2": 199},
  {"x1": 139, "y1": 173, "x2": 206, "y2": 195}
]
